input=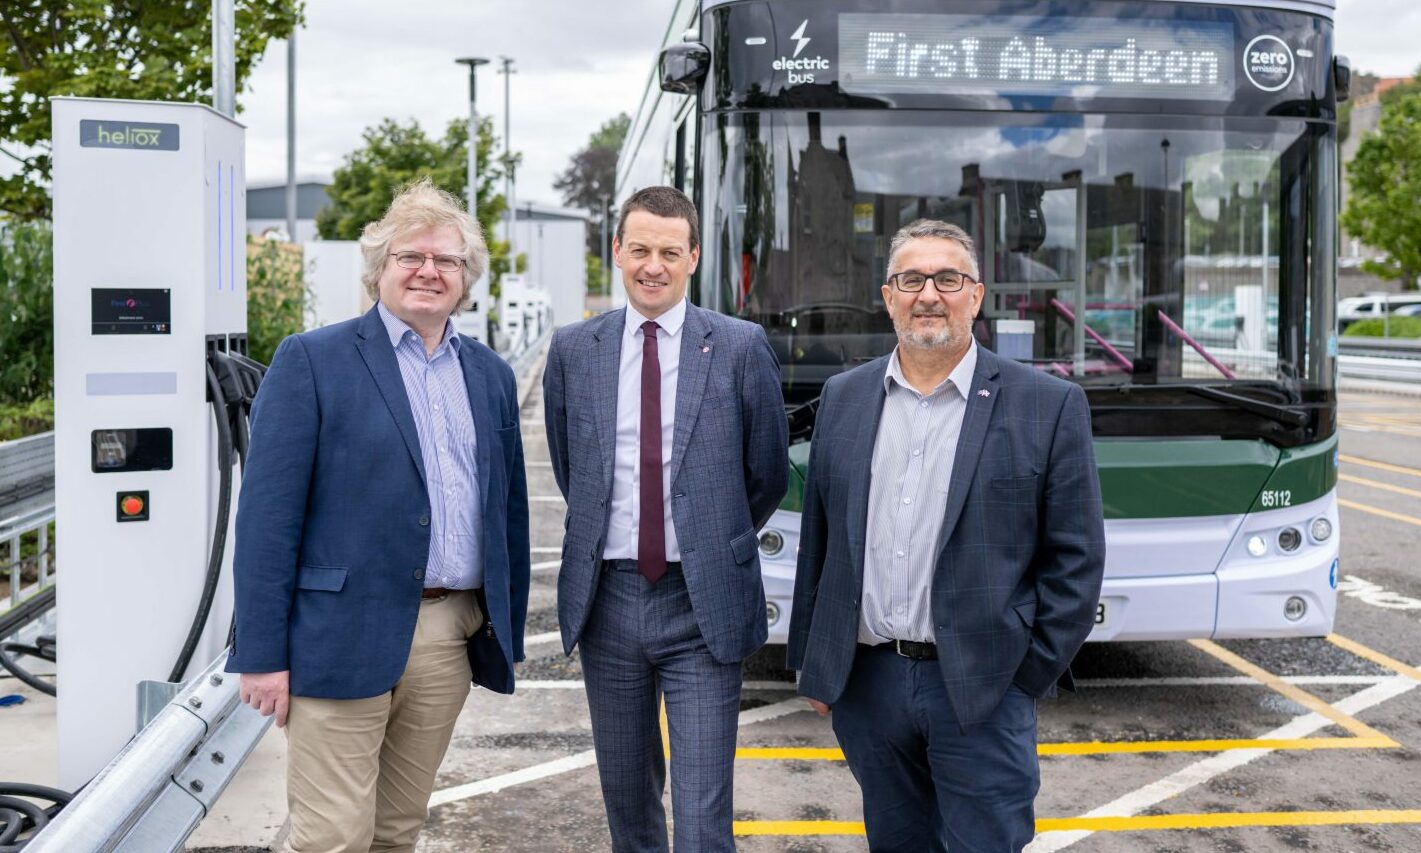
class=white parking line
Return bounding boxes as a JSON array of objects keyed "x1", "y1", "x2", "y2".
[
  {"x1": 531, "y1": 560, "x2": 560, "y2": 573},
  {"x1": 1026, "y1": 675, "x2": 1421, "y2": 851},
  {"x1": 1077, "y1": 675, "x2": 1391, "y2": 688},
  {"x1": 510, "y1": 679, "x2": 799, "y2": 691},
  {"x1": 428, "y1": 698, "x2": 807, "y2": 808},
  {"x1": 529, "y1": 496, "x2": 565, "y2": 503}
]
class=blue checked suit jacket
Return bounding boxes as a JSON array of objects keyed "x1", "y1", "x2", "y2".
[
  {"x1": 226, "y1": 306, "x2": 530, "y2": 698},
  {"x1": 788, "y1": 346, "x2": 1106, "y2": 725},
  {"x1": 543, "y1": 303, "x2": 789, "y2": 664}
]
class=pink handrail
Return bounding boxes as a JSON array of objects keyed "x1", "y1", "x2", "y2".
[
  {"x1": 1047, "y1": 298, "x2": 1134, "y2": 373},
  {"x1": 1155, "y1": 310, "x2": 1236, "y2": 380}
]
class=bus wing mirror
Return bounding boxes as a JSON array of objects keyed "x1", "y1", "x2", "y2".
[
  {"x1": 660, "y1": 43, "x2": 711, "y2": 94},
  {"x1": 1334, "y1": 55, "x2": 1352, "y2": 103}
]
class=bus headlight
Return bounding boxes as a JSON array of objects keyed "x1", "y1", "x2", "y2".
[
  {"x1": 1284, "y1": 596, "x2": 1307, "y2": 621},
  {"x1": 1310, "y1": 517, "x2": 1333, "y2": 542},
  {"x1": 1247, "y1": 535, "x2": 1268, "y2": 557},
  {"x1": 766, "y1": 601, "x2": 781, "y2": 627},
  {"x1": 1277, "y1": 527, "x2": 1302, "y2": 552},
  {"x1": 759, "y1": 530, "x2": 784, "y2": 557}
]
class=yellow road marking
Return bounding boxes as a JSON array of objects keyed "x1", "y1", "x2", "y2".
[
  {"x1": 1328, "y1": 634, "x2": 1421, "y2": 682},
  {"x1": 1339, "y1": 473, "x2": 1421, "y2": 500},
  {"x1": 736, "y1": 736, "x2": 1391, "y2": 762},
  {"x1": 1341, "y1": 453, "x2": 1421, "y2": 479},
  {"x1": 732, "y1": 810, "x2": 1421, "y2": 836},
  {"x1": 1188, "y1": 639, "x2": 1396, "y2": 744},
  {"x1": 660, "y1": 697, "x2": 670, "y2": 760},
  {"x1": 1339, "y1": 497, "x2": 1421, "y2": 528}
]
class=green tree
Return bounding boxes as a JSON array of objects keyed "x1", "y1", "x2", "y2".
[
  {"x1": 0, "y1": 1, "x2": 302, "y2": 221},
  {"x1": 553, "y1": 112, "x2": 629, "y2": 212},
  {"x1": 246, "y1": 235, "x2": 308, "y2": 365},
  {"x1": 315, "y1": 116, "x2": 512, "y2": 288},
  {"x1": 0, "y1": 220, "x2": 54, "y2": 406},
  {"x1": 1342, "y1": 80, "x2": 1421, "y2": 290}
]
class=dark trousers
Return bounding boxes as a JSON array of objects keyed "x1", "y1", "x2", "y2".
[
  {"x1": 579, "y1": 561, "x2": 743, "y2": 853},
  {"x1": 831, "y1": 644, "x2": 1040, "y2": 853}
]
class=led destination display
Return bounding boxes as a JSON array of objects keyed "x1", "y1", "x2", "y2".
[{"x1": 838, "y1": 14, "x2": 1236, "y2": 100}]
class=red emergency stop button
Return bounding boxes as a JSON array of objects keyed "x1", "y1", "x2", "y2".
[{"x1": 116, "y1": 490, "x2": 150, "y2": 522}]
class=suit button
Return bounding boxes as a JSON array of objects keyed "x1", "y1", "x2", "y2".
[
  {"x1": 419, "y1": 516, "x2": 430, "y2": 527},
  {"x1": 414, "y1": 568, "x2": 425, "y2": 580}
]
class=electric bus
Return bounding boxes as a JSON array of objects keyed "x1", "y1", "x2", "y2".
[{"x1": 616, "y1": 0, "x2": 1346, "y2": 644}]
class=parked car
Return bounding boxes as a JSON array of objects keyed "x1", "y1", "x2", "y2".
[{"x1": 1338, "y1": 293, "x2": 1421, "y2": 330}]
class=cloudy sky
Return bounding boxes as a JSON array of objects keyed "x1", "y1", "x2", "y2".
[{"x1": 15, "y1": 0, "x2": 1413, "y2": 210}]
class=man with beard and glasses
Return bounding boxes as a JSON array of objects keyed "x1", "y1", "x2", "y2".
[{"x1": 787, "y1": 220, "x2": 1105, "y2": 852}]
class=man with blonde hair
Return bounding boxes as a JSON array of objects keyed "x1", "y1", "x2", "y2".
[{"x1": 228, "y1": 178, "x2": 530, "y2": 852}]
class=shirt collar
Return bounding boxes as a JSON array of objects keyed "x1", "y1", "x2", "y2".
[
  {"x1": 625, "y1": 299, "x2": 687, "y2": 339},
  {"x1": 377, "y1": 302, "x2": 459, "y2": 355},
  {"x1": 884, "y1": 340, "x2": 978, "y2": 399}
]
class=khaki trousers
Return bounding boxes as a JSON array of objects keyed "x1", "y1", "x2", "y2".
[{"x1": 284, "y1": 590, "x2": 482, "y2": 853}]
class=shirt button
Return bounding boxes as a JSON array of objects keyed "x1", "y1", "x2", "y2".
[
  {"x1": 896, "y1": 606, "x2": 906, "y2": 615},
  {"x1": 920, "y1": 401, "x2": 929, "y2": 409},
  {"x1": 903, "y1": 497, "x2": 912, "y2": 505},
  {"x1": 419, "y1": 516, "x2": 430, "y2": 527},
  {"x1": 896, "y1": 550, "x2": 905, "y2": 558},
  {"x1": 413, "y1": 568, "x2": 425, "y2": 580},
  {"x1": 912, "y1": 449, "x2": 921, "y2": 457}
]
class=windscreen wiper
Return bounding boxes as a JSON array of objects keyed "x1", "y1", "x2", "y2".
[{"x1": 1181, "y1": 385, "x2": 1309, "y2": 428}]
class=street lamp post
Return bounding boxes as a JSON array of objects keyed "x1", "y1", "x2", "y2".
[
  {"x1": 499, "y1": 57, "x2": 517, "y2": 264},
  {"x1": 455, "y1": 56, "x2": 490, "y2": 345}
]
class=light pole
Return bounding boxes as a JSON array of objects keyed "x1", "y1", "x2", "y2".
[
  {"x1": 498, "y1": 57, "x2": 517, "y2": 263},
  {"x1": 600, "y1": 194, "x2": 611, "y2": 296},
  {"x1": 455, "y1": 57, "x2": 490, "y2": 344}
]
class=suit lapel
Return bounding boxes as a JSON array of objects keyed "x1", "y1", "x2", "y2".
[
  {"x1": 458, "y1": 341, "x2": 495, "y2": 513},
  {"x1": 935, "y1": 347, "x2": 1000, "y2": 558},
  {"x1": 669, "y1": 304, "x2": 713, "y2": 485},
  {"x1": 845, "y1": 360, "x2": 888, "y2": 587},
  {"x1": 590, "y1": 309, "x2": 625, "y2": 494},
  {"x1": 355, "y1": 306, "x2": 426, "y2": 487}
]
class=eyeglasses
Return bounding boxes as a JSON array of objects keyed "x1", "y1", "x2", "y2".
[
  {"x1": 389, "y1": 251, "x2": 465, "y2": 273},
  {"x1": 888, "y1": 270, "x2": 977, "y2": 293}
]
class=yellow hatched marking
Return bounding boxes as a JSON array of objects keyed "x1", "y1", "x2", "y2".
[
  {"x1": 1339, "y1": 473, "x2": 1421, "y2": 500},
  {"x1": 1341, "y1": 453, "x2": 1421, "y2": 479},
  {"x1": 1188, "y1": 639, "x2": 1396, "y2": 744},
  {"x1": 1328, "y1": 634, "x2": 1421, "y2": 683},
  {"x1": 1037, "y1": 809, "x2": 1421, "y2": 833},
  {"x1": 734, "y1": 820, "x2": 865, "y2": 836},
  {"x1": 1339, "y1": 497, "x2": 1421, "y2": 529},
  {"x1": 736, "y1": 736, "x2": 1391, "y2": 762},
  {"x1": 659, "y1": 697, "x2": 670, "y2": 760},
  {"x1": 733, "y1": 811, "x2": 1421, "y2": 836}
]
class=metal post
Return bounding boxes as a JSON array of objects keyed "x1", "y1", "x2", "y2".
[
  {"x1": 7, "y1": 534, "x2": 18, "y2": 609},
  {"x1": 38, "y1": 523, "x2": 48, "y2": 586},
  {"x1": 212, "y1": 0, "x2": 235, "y2": 117},
  {"x1": 500, "y1": 57, "x2": 516, "y2": 259},
  {"x1": 285, "y1": 31, "x2": 297, "y2": 241},
  {"x1": 601, "y1": 194, "x2": 611, "y2": 296}
]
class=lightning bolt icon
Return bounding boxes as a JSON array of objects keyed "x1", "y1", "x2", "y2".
[{"x1": 790, "y1": 19, "x2": 811, "y2": 58}]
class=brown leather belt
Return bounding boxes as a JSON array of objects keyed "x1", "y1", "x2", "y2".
[{"x1": 421, "y1": 587, "x2": 452, "y2": 599}]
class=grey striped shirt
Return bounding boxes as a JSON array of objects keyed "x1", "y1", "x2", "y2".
[
  {"x1": 378, "y1": 303, "x2": 483, "y2": 589},
  {"x1": 858, "y1": 343, "x2": 978, "y2": 645}
]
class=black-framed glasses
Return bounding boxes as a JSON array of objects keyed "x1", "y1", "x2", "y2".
[
  {"x1": 389, "y1": 251, "x2": 465, "y2": 273},
  {"x1": 888, "y1": 270, "x2": 976, "y2": 293}
]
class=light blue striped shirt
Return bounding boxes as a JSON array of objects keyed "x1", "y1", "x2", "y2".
[{"x1": 378, "y1": 303, "x2": 483, "y2": 589}]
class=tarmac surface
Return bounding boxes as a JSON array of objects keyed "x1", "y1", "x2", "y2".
[{"x1": 7, "y1": 375, "x2": 1421, "y2": 852}]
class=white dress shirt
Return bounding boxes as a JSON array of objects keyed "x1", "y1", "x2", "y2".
[
  {"x1": 602, "y1": 299, "x2": 687, "y2": 561},
  {"x1": 859, "y1": 342, "x2": 978, "y2": 644}
]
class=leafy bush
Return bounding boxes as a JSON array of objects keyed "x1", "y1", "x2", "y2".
[
  {"x1": 246, "y1": 236, "x2": 310, "y2": 365},
  {"x1": 0, "y1": 397, "x2": 53, "y2": 441},
  {"x1": 1342, "y1": 316, "x2": 1421, "y2": 338},
  {"x1": 0, "y1": 220, "x2": 54, "y2": 406}
]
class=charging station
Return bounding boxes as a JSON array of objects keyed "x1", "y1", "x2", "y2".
[{"x1": 51, "y1": 98, "x2": 249, "y2": 788}]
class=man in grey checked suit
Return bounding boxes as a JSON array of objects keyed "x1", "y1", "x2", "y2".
[
  {"x1": 788, "y1": 220, "x2": 1106, "y2": 852},
  {"x1": 543, "y1": 185, "x2": 788, "y2": 851}
]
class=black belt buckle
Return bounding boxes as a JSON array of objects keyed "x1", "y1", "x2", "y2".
[{"x1": 893, "y1": 639, "x2": 937, "y2": 660}]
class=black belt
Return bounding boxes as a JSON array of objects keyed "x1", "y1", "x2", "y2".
[
  {"x1": 866, "y1": 639, "x2": 938, "y2": 660},
  {"x1": 603, "y1": 559, "x2": 683, "y2": 573}
]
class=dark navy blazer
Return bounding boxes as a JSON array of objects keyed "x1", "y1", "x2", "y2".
[
  {"x1": 788, "y1": 346, "x2": 1106, "y2": 725},
  {"x1": 226, "y1": 306, "x2": 530, "y2": 698}
]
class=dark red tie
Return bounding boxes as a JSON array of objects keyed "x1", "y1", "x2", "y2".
[{"x1": 639, "y1": 320, "x2": 667, "y2": 584}]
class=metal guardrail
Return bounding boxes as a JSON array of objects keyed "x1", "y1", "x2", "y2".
[
  {"x1": 1, "y1": 432, "x2": 56, "y2": 621},
  {"x1": 1338, "y1": 336, "x2": 1421, "y2": 359}
]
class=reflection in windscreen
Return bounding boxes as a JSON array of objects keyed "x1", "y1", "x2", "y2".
[{"x1": 705, "y1": 110, "x2": 1327, "y2": 402}]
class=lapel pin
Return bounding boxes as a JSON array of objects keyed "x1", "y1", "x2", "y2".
[{"x1": 977, "y1": 389, "x2": 991, "y2": 398}]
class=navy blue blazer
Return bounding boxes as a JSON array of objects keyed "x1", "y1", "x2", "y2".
[
  {"x1": 226, "y1": 306, "x2": 530, "y2": 698},
  {"x1": 787, "y1": 347, "x2": 1106, "y2": 725},
  {"x1": 543, "y1": 304, "x2": 789, "y2": 664}
]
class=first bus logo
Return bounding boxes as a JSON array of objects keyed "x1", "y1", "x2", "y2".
[{"x1": 774, "y1": 19, "x2": 830, "y2": 85}]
